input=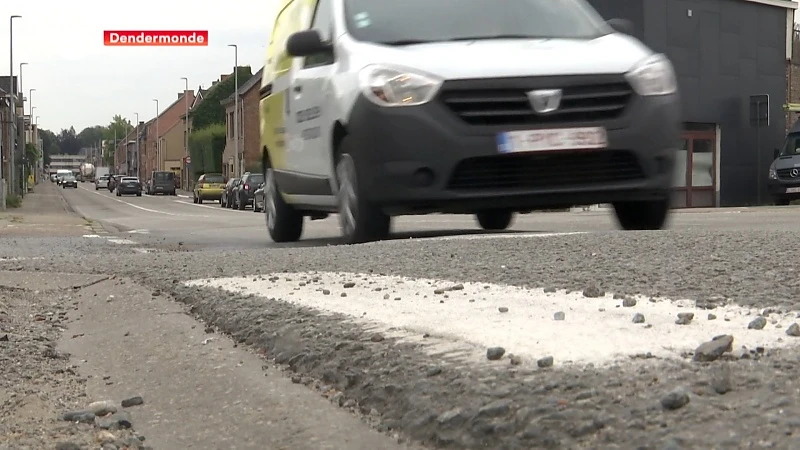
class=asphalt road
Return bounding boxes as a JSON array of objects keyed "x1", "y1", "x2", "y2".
[
  {"x1": 61, "y1": 180, "x2": 800, "y2": 249},
  {"x1": 8, "y1": 181, "x2": 800, "y2": 449}
]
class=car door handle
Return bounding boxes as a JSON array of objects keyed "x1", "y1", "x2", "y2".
[{"x1": 293, "y1": 85, "x2": 302, "y2": 93}]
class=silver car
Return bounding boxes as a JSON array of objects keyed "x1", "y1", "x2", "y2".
[{"x1": 95, "y1": 175, "x2": 109, "y2": 190}]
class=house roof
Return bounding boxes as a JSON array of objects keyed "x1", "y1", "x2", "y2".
[{"x1": 220, "y1": 67, "x2": 264, "y2": 106}]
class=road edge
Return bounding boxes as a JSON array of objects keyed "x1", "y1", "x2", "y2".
[{"x1": 54, "y1": 183, "x2": 122, "y2": 234}]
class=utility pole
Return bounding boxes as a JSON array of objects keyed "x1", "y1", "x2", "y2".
[
  {"x1": 5, "y1": 15, "x2": 22, "y2": 207},
  {"x1": 134, "y1": 112, "x2": 139, "y2": 177},
  {"x1": 181, "y1": 76, "x2": 189, "y2": 190},
  {"x1": 153, "y1": 99, "x2": 159, "y2": 172},
  {"x1": 228, "y1": 44, "x2": 239, "y2": 177}
]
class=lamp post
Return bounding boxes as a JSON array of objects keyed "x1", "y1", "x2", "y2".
[
  {"x1": 4, "y1": 14, "x2": 22, "y2": 206},
  {"x1": 28, "y1": 88, "x2": 34, "y2": 117},
  {"x1": 228, "y1": 44, "x2": 239, "y2": 177},
  {"x1": 134, "y1": 112, "x2": 139, "y2": 177},
  {"x1": 153, "y1": 99, "x2": 159, "y2": 172},
  {"x1": 181, "y1": 76, "x2": 188, "y2": 189}
]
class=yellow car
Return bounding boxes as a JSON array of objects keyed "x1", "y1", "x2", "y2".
[{"x1": 193, "y1": 173, "x2": 226, "y2": 204}]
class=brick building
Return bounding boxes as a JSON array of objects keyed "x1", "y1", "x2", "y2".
[
  {"x1": 221, "y1": 67, "x2": 263, "y2": 178},
  {"x1": 140, "y1": 90, "x2": 195, "y2": 181}
]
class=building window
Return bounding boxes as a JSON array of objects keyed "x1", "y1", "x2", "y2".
[{"x1": 228, "y1": 112, "x2": 234, "y2": 138}]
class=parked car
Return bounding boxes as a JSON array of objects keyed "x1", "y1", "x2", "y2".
[
  {"x1": 193, "y1": 173, "x2": 226, "y2": 204},
  {"x1": 61, "y1": 174, "x2": 78, "y2": 189},
  {"x1": 116, "y1": 177, "x2": 142, "y2": 196},
  {"x1": 95, "y1": 175, "x2": 109, "y2": 190},
  {"x1": 147, "y1": 171, "x2": 177, "y2": 196},
  {"x1": 49, "y1": 173, "x2": 57, "y2": 183},
  {"x1": 252, "y1": 182, "x2": 266, "y2": 212},
  {"x1": 232, "y1": 172, "x2": 264, "y2": 210},
  {"x1": 220, "y1": 178, "x2": 240, "y2": 208}
]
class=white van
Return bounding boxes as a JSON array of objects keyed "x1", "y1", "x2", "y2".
[
  {"x1": 259, "y1": 0, "x2": 681, "y2": 244},
  {"x1": 55, "y1": 169, "x2": 72, "y2": 185}
]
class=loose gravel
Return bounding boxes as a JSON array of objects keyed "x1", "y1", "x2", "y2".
[
  {"x1": 0, "y1": 284, "x2": 148, "y2": 450},
  {"x1": 6, "y1": 227, "x2": 800, "y2": 448}
]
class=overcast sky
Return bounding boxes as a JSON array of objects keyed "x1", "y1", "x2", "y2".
[{"x1": 0, "y1": 0, "x2": 277, "y2": 133}]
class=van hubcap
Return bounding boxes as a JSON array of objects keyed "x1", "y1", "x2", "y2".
[
  {"x1": 337, "y1": 159, "x2": 357, "y2": 236},
  {"x1": 265, "y1": 172, "x2": 277, "y2": 230}
]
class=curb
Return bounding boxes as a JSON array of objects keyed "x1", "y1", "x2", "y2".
[{"x1": 54, "y1": 183, "x2": 119, "y2": 234}]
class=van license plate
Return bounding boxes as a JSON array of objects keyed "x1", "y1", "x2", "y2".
[
  {"x1": 497, "y1": 127, "x2": 608, "y2": 154},
  {"x1": 786, "y1": 187, "x2": 800, "y2": 194}
]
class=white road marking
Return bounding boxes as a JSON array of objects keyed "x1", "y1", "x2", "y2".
[
  {"x1": 80, "y1": 185, "x2": 209, "y2": 218},
  {"x1": 82, "y1": 234, "x2": 102, "y2": 238},
  {"x1": 107, "y1": 238, "x2": 137, "y2": 245},
  {"x1": 0, "y1": 256, "x2": 45, "y2": 261},
  {"x1": 128, "y1": 229, "x2": 150, "y2": 234},
  {"x1": 406, "y1": 231, "x2": 587, "y2": 242},
  {"x1": 132, "y1": 247, "x2": 157, "y2": 253},
  {"x1": 174, "y1": 200, "x2": 250, "y2": 213},
  {"x1": 187, "y1": 271, "x2": 800, "y2": 367}
]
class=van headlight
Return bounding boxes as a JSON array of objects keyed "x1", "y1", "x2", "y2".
[
  {"x1": 358, "y1": 64, "x2": 443, "y2": 107},
  {"x1": 625, "y1": 54, "x2": 677, "y2": 96},
  {"x1": 769, "y1": 162, "x2": 778, "y2": 179}
]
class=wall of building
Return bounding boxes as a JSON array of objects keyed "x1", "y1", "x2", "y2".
[
  {"x1": 241, "y1": 86, "x2": 261, "y2": 172},
  {"x1": 589, "y1": 0, "x2": 791, "y2": 206}
]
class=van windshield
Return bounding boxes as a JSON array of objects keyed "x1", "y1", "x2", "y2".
[
  {"x1": 344, "y1": 0, "x2": 610, "y2": 44},
  {"x1": 781, "y1": 133, "x2": 800, "y2": 157}
]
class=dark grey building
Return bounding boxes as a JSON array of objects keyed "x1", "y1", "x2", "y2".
[{"x1": 589, "y1": 0, "x2": 797, "y2": 206}]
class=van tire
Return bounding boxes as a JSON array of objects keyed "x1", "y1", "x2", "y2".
[
  {"x1": 264, "y1": 168, "x2": 303, "y2": 242},
  {"x1": 335, "y1": 147, "x2": 390, "y2": 244},
  {"x1": 613, "y1": 198, "x2": 670, "y2": 230},
  {"x1": 476, "y1": 210, "x2": 514, "y2": 230}
]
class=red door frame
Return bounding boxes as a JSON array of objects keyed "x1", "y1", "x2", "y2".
[{"x1": 674, "y1": 130, "x2": 717, "y2": 207}]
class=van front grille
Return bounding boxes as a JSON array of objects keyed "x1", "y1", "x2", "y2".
[{"x1": 439, "y1": 78, "x2": 634, "y2": 127}]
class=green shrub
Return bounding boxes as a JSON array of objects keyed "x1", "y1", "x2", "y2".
[
  {"x1": 6, "y1": 194, "x2": 21, "y2": 208},
  {"x1": 188, "y1": 123, "x2": 227, "y2": 179}
]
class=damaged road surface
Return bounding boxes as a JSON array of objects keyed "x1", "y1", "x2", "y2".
[
  {"x1": 0, "y1": 270, "x2": 416, "y2": 450},
  {"x1": 7, "y1": 182, "x2": 800, "y2": 448}
]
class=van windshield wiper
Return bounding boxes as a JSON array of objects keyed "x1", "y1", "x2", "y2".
[
  {"x1": 444, "y1": 34, "x2": 551, "y2": 42},
  {"x1": 379, "y1": 39, "x2": 436, "y2": 46}
]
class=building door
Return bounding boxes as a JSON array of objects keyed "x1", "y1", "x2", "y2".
[{"x1": 672, "y1": 128, "x2": 717, "y2": 208}]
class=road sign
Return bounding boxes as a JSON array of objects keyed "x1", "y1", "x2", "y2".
[
  {"x1": 184, "y1": 156, "x2": 191, "y2": 164},
  {"x1": 749, "y1": 94, "x2": 769, "y2": 127}
]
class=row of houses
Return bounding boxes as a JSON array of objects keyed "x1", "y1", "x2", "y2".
[
  {"x1": 112, "y1": 66, "x2": 264, "y2": 190},
  {"x1": 0, "y1": 75, "x2": 41, "y2": 207}
]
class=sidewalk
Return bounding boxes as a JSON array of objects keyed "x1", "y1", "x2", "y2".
[{"x1": 0, "y1": 182, "x2": 94, "y2": 237}]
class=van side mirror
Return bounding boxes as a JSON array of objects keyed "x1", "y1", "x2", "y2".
[
  {"x1": 607, "y1": 18, "x2": 634, "y2": 35},
  {"x1": 774, "y1": 148, "x2": 781, "y2": 159},
  {"x1": 286, "y1": 30, "x2": 330, "y2": 57}
]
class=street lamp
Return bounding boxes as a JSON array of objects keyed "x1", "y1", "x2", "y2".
[
  {"x1": 228, "y1": 44, "x2": 240, "y2": 177},
  {"x1": 153, "y1": 99, "x2": 159, "y2": 172},
  {"x1": 35, "y1": 116, "x2": 39, "y2": 126},
  {"x1": 134, "y1": 112, "x2": 139, "y2": 176},
  {"x1": 28, "y1": 88, "x2": 34, "y2": 117},
  {"x1": 181, "y1": 77, "x2": 189, "y2": 190},
  {"x1": 4, "y1": 14, "x2": 22, "y2": 205}
]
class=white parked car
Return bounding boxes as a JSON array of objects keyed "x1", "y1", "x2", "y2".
[{"x1": 95, "y1": 175, "x2": 110, "y2": 190}]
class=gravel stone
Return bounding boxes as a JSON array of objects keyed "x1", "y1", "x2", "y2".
[
  {"x1": 660, "y1": 389, "x2": 690, "y2": 410},
  {"x1": 676, "y1": 312, "x2": 694, "y2": 325},
  {"x1": 632, "y1": 313, "x2": 645, "y2": 323},
  {"x1": 498, "y1": 307, "x2": 509, "y2": 313},
  {"x1": 120, "y1": 396, "x2": 144, "y2": 408},
  {"x1": 708, "y1": 313, "x2": 717, "y2": 320},
  {"x1": 553, "y1": 311, "x2": 565, "y2": 321},
  {"x1": 537, "y1": 356, "x2": 554, "y2": 368},
  {"x1": 786, "y1": 323, "x2": 800, "y2": 336},
  {"x1": 622, "y1": 298, "x2": 637, "y2": 307},
  {"x1": 748, "y1": 317, "x2": 767, "y2": 330},
  {"x1": 486, "y1": 347, "x2": 505, "y2": 360},
  {"x1": 582, "y1": 285, "x2": 604, "y2": 298},
  {"x1": 693, "y1": 335, "x2": 734, "y2": 362}
]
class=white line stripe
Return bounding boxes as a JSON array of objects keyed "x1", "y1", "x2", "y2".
[
  {"x1": 80, "y1": 185, "x2": 209, "y2": 217},
  {"x1": 189, "y1": 272, "x2": 800, "y2": 367},
  {"x1": 107, "y1": 238, "x2": 136, "y2": 245},
  {"x1": 173, "y1": 200, "x2": 251, "y2": 213}
]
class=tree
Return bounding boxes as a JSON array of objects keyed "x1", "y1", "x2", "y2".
[
  {"x1": 188, "y1": 123, "x2": 226, "y2": 178},
  {"x1": 77, "y1": 125, "x2": 107, "y2": 149},
  {"x1": 102, "y1": 115, "x2": 132, "y2": 167},
  {"x1": 190, "y1": 67, "x2": 253, "y2": 130},
  {"x1": 24, "y1": 142, "x2": 39, "y2": 166},
  {"x1": 38, "y1": 128, "x2": 57, "y2": 165},
  {"x1": 56, "y1": 127, "x2": 81, "y2": 155}
]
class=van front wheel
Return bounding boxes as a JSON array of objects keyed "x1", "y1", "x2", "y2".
[
  {"x1": 335, "y1": 149, "x2": 390, "y2": 244},
  {"x1": 264, "y1": 168, "x2": 303, "y2": 242}
]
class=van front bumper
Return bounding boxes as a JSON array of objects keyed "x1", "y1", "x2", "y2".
[
  {"x1": 767, "y1": 178, "x2": 800, "y2": 199},
  {"x1": 344, "y1": 86, "x2": 681, "y2": 215}
]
